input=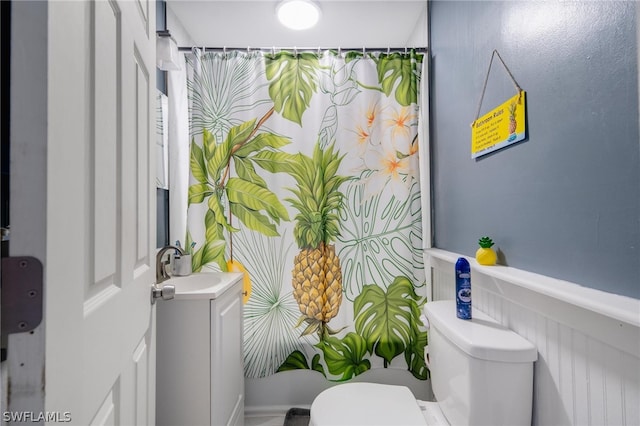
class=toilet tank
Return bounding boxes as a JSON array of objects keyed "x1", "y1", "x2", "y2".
[{"x1": 424, "y1": 301, "x2": 537, "y2": 426}]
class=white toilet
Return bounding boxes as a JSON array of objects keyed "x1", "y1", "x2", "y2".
[{"x1": 310, "y1": 300, "x2": 537, "y2": 425}]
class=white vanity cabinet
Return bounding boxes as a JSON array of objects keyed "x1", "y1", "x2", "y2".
[{"x1": 156, "y1": 273, "x2": 244, "y2": 426}]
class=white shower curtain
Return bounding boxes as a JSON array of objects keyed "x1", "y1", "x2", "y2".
[
  {"x1": 167, "y1": 52, "x2": 189, "y2": 244},
  {"x1": 178, "y1": 49, "x2": 429, "y2": 385}
]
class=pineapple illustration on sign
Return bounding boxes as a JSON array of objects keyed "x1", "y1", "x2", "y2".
[
  {"x1": 288, "y1": 142, "x2": 349, "y2": 339},
  {"x1": 508, "y1": 101, "x2": 517, "y2": 135},
  {"x1": 475, "y1": 236, "x2": 497, "y2": 266}
]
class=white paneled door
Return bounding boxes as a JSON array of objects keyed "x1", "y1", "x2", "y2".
[{"x1": 8, "y1": 0, "x2": 157, "y2": 424}]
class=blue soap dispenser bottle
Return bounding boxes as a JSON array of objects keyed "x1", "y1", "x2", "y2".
[{"x1": 455, "y1": 257, "x2": 472, "y2": 319}]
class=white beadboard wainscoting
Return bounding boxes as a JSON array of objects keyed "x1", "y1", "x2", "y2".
[{"x1": 426, "y1": 249, "x2": 640, "y2": 426}]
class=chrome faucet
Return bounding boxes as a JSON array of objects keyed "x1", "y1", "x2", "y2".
[{"x1": 156, "y1": 245, "x2": 185, "y2": 284}]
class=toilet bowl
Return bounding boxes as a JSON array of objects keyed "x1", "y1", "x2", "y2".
[{"x1": 309, "y1": 300, "x2": 537, "y2": 426}]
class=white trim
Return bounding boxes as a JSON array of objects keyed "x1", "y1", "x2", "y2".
[
  {"x1": 6, "y1": 1, "x2": 48, "y2": 418},
  {"x1": 427, "y1": 248, "x2": 640, "y2": 328},
  {"x1": 418, "y1": 54, "x2": 431, "y2": 252},
  {"x1": 244, "y1": 405, "x2": 301, "y2": 418}
]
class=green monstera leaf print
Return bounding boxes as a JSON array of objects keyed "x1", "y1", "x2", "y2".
[
  {"x1": 354, "y1": 276, "x2": 425, "y2": 366},
  {"x1": 375, "y1": 51, "x2": 423, "y2": 106},
  {"x1": 405, "y1": 322, "x2": 429, "y2": 380},
  {"x1": 277, "y1": 350, "x2": 326, "y2": 377},
  {"x1": 265, "y1": 52, "x2": 320, "y2": 125},
  {"x1": 339, "y1": 178, "x2": 425, "y2": 302},
  {"x1": 316, "y1": 333, "x2": 371, "y2": 381}
]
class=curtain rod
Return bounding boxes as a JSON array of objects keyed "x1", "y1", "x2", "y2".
[{"x1": 178, "y1": 46, "x2": 427, "y2": 53}]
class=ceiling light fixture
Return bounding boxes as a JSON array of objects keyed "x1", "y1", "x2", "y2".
[{"x1": 277, "y1": 0, "x2": 321, "y2": 31}]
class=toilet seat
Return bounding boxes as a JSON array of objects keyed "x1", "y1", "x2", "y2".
[{"x1": 310, "y1": 382, "x2": 441, "y2": 426}]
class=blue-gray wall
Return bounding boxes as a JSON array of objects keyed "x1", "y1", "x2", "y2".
[{"x1": 429, "y1": 1, "x2": 640, "y2": 299}]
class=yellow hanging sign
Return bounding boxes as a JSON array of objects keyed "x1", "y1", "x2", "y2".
[{"x1": 471, "y1": 91, "x2": 526, "y2": 158}]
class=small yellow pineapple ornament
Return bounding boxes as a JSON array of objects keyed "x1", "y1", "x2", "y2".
[{"x1": 475, "y1": 236, "x2": 497, "y2": 266}]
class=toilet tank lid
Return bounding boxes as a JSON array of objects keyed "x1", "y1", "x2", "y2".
[{"x1": 425, "y1": 301, "x2": 537, "y2": 363}]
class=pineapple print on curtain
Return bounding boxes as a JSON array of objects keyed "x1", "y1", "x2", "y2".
[{"x1": 186, "y1": 49, "x2": 428, "y2": 382}]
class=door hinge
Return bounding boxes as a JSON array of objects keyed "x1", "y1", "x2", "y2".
[{"x1": 1, "y1": 256, "x2": 43, "y2": 335}]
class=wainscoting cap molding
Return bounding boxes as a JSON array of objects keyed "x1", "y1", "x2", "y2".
[{"x1": 425, "y1": 248, "x2": 640, "y2": 328}]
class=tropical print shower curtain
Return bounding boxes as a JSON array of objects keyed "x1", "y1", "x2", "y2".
[{"x1": 185, "y1": 49, "x2": 428, "y2": 382}]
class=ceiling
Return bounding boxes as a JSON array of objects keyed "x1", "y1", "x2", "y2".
[{"x1": 166, "y1": 0, "x2": 428, "y2": 49}]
